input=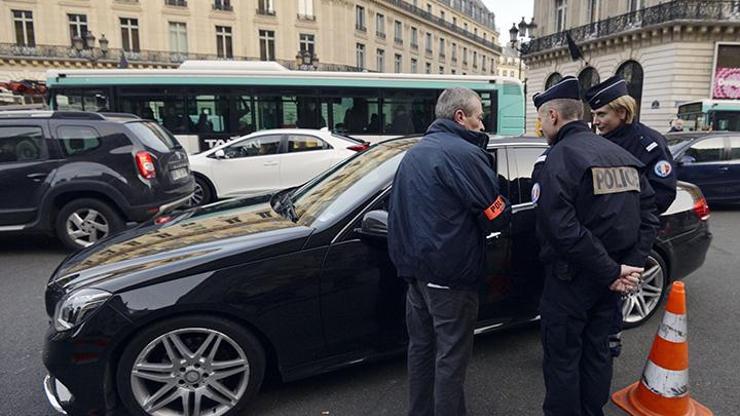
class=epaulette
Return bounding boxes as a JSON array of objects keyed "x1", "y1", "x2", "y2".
[
  {"x1": 639, "y1": 135, "x2": 658, "y2": 152},
  {"x1": 534, "y1": 147, "x2": 551, "y2": 164}
]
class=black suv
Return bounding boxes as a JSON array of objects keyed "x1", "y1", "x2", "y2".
[{"x1": 0, "y1": 111, "x2": 194, "y2": 250}]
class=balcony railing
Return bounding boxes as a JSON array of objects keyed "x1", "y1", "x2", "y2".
[
  {"x1": 377, "y1": 31, "x2": 386, "y2": 39},
  {"x1": 213, "y1": 3, "x2": 233, "y2": 11},
  {"x1": 165, "y1": 0, "x2": 187, "y2": 7},
  {"x1": 382, "y1": 0, "x2": 502, "y2": 53},
  {"x1": 298, "y1": 14, "x2": 316, "y2": 21},
  {"x1": 394, "y1": 37, "x2": 403, "y2": 45},
  {"x1": 523, "y1": 0, "x2": 740, "y2": 55},
  {"x1": 356, "y1": 24, "x2": 367, "y2": 32},
  {"x1": 257, "y1": 8, "x2": 276, "y2": 16}
]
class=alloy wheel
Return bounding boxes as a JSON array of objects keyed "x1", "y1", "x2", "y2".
[
  {"x1": 65, "y1": 208, "x2": 109, "y2": 248},
  {"x1": 622, "y1": 256, "x2": 665, "y2": 325}
]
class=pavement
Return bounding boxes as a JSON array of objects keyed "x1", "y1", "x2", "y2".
[{"x1": 1, "y1": 210, "x2": 738, "y2": 416}]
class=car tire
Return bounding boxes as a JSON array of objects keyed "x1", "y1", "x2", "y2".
[
  {"x1": 55, "y1": 198, "x2": 124, "y2": 251},
  {"x1": 621, "y1": 250, "x2": 669, "y2": 329},
  {"x1": 191, "y1": 175, "x2": 214, "y2": 206},
  {"x1": 116, "y1": 315, "x2": 266, "y2": 416}
]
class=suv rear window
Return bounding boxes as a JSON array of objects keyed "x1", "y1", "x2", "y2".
[
  {"x1": 126, "y1": 121, "x2": 179, "y2": 152},
  {"x1": 0, "y1": 126, "x2": 46, "y2": 162},
  {"x1": 57, "y1": 126, "x2": 101, "y2": 156}
]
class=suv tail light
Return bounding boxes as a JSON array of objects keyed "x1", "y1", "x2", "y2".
[
  {"x1": 135, "y1": 151, "x2": 156, "y2": 180},
  {"x1": 347, "y1": 143, "x2": 369, "y2": 152},
  {"x1": 693, "y1": 197, "x2": 710, "y2": 221}
]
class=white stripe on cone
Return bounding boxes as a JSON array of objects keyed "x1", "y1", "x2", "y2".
[
  {"x1": 641, "y1": 360, "x2": 689, "y2": 398},
  {"x1": 658, "y1": 311, "x2": 688, "y2": 343}
]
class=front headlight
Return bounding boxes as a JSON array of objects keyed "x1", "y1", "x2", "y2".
[{"x1": 54, "y1": 288, "x2": 112, "y2": 332}]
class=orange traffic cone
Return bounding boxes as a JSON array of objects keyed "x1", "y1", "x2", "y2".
[{"x1": 612, "y1": 282, "x2": 712, "y2": 416}]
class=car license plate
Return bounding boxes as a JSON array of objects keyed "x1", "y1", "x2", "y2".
[{"x1": 170, "y1": 167, "x2": 189, "y2": 181}]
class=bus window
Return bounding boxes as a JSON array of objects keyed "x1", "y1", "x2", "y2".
[
  {"x1": 381, "y1": 89, "x2": 437, "y2": 135},
  {"x1": 55, "y1": 90, "x2": 84, "y2": 111},
  {"x1": 55, "y1": 89, "x2": 108, "y2": 112},
  {"x1": 188, "y1": 95, "x2": 229, "y2": 134},
  {"x1": 710, "y1": 111, "x2": 740, "y2": 132},
  {"x1": 234, "y1": 96, "x2": 255, "y2": 136},
  {"x1": 320, "y1": 89, "x2": 381, "y2": 135}
]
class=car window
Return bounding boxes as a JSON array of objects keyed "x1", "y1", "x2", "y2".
[
  {"x1": 0, "y1": 126, "x2": 46, "y2": 163},
  {"x1": 287, "y1": 134, "x2": 331, "y2": 153},
  {"x1": 57, "y1": 126, "x2": 101, "y2": 157},
  {"x1": 293, "y1": 138, "x2": 418, "y2": 228},
  {"x1": 126, "y1": 121, "x2": 179, "y2": 152},
  {"x1": 510, "y1": 146, "x2": 547, "y2": 204},
  {"x1": 224, "y1": 135, "x2": 282, "y2": 159},
  {"x1": 728, "y1": 137, "x2": 740, "y2": 161},
  {"x1": 685, "y1": 137, "x2": 725, "y2": 163}
]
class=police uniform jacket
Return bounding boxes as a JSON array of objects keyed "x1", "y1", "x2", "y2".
[
  {"x1": 535, "y1": 121, "x2": 661, "y2": 288},
  {"x1": 604, "y1": 122, "x2": 677, "y2": 213},
  {"x1": 388, "y1": 118, "x2": 510, "y2": 290}
]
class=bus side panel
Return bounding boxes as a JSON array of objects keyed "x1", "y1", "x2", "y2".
[{"x1": 497, "y1": 82, "x2": 525, "y2": 136}]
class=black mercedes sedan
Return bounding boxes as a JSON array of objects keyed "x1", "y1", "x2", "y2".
[{"x1": 43, "y1": 136, "x2": 712, "y2": 416}]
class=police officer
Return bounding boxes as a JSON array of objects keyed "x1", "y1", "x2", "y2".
[
  {"x1": 585, "y1": 75, "x2": 678, "y2": 357},
  {"x1": 388, "y1": 87, "x2": 510, "y2": 416},
  {"x1": 532, "y1": 76, "x2": 661, "y2": 416}
]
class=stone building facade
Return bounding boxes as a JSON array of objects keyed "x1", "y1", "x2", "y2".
[
  {"x1": 522, "y1": 0, "x2": 740, "y2": 133},
  {"x1": 0, "y1": 0, "x2": 502, "y2": 84}
]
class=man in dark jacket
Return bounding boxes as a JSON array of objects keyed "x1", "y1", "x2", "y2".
[
  {"x1": 388, "y1": 87, "x2": 510, "y2": 416},
  {"x1": 532, "y1": 76, "x2": 660, "y2": 416},
  {"x1": 585, "y1": 75, "x2": 678, "y2": 357}
]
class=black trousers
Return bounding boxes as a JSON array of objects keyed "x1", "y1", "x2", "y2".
[
  {"x1": 540, "y1": 283, "x2": 615, "y2": 416},
  {"x1": 406, "y1": 279, "x2": 479, "y2": 416}
]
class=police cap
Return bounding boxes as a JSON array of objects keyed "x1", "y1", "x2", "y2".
[
  {"x1": 532, "y1": 76, "x2": 581, "y2": 110},
  {"x1": 584, "y1": 75, "x2": 629, "y2": 109}
]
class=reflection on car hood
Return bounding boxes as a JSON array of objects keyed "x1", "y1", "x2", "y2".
[{"x1": 51, "y1": 197, "x2": 312, "y2": 292}]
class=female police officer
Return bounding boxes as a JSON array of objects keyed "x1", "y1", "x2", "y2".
[{"x1": 584, "y1": 76, "x2": 678, "y2": 358}]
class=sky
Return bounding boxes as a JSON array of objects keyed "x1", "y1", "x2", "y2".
[{"x1": 481, "y1": 0, "x2": 535, "y2": 45}]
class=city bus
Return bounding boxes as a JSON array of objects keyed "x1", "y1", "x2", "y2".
[
  {"x1": 46, "y1": 61, "x2": 525, "y2": 153},
  {"x1": 677, "y1": 99, "x2": 740, "y2": 132}
]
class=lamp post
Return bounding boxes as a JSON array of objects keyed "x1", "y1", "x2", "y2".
[
  {"x1": 295, "y1": 50, "x2": 319, "y2": 70},
  {"x1": 509, "y1": 16, "x2": 537, "y2": 80},
  {"x1": 71, "y1": 32, "x2": 109, "y2": 61}
]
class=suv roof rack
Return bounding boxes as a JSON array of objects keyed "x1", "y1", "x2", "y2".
[
  {"x1": 99, "y1": 112, "x2": 141, "y2": 120},
  {"x1": 50, "y1": 111, "x2": 106, "y2": 120}
]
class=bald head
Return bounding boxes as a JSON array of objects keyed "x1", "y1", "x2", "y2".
[{"x1": 537, "y1": 98, "x2": 584, "y2": 142}]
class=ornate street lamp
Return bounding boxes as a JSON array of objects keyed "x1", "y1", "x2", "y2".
[
  {"x1": 295, "y1": 50, "x2": 319, "y2": 70},
  {"x1": 98, "y1": 34, "x2": 109, "y2": 57},
  {"x1": 84, "y1": 31, "x2": 96, "y2": 49},
  {"x1": 72, "y1": 35, "x2": 85, "y2": 53}
]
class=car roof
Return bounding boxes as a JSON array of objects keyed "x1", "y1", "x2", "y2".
[
  {"x1": 374, "y1": 134, "x2": 547, "y2": 148},
  {"x1": 0, "y1": 110, "x2": 140, "y2": 123}
]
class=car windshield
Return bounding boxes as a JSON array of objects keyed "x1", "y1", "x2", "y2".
[
  {"x1": 666, "y1": 134, "x2": 704, "y2": 155},
  {"x1": 291, "y1": 138, "x2": 419, "y2": 228}
]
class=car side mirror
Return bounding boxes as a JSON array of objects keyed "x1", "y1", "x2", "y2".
[
  {"x1": 678, "y1": 155, "x2": 695, "y2": 166},
  {"x1": 356, "y1": 210, "x2": 388, "y2": 239},
  {"x1": 214, "y1": 149, "x2": 226, "y2": 159}
]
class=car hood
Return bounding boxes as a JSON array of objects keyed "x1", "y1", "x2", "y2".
[{"x1": 49, "y1": 195, "x2": 313, "y2": 293}]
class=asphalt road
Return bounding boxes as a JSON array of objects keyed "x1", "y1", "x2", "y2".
[{"x1": 1, "y1": 210, "x2": 738, "y2": 416}]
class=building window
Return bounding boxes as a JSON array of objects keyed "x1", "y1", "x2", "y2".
[
  {"x1": 451, "y1": 43, "x2": 457, "y2": 61},
  {"x1": 216, "y1": 26, "x2": 233, "y2": 58},
  {"x1": 588, "y1": 0, "x2": 599, "y2": 23},
  {"x1": 425, "y1": 32, "x2": 432, "y2": 53},
  {"x1": 556, "y1": 0, "x2": 567, "y2": 32},
  {"x1": 213, "y1": 0, "x2": 232, "y2": 11},
  {"x1": 440, "y1": 10, "x2": 445, "y2": 21},
  {"x1": 439, "y1": 66, "x2": 444, "y2": 74},
  {"x1": 473, "y1": 51, "x2": 478, "y2": 68},
  {"x1": 120, "y1": 18, "x2": 140, "y2": 52},
  {"x1": 299, "y1": 33, "x2": 315, "y2": 55},
  {"x1": 165, "y1": 0, "x2": 187, "y2": 6},
  {"x1": 169, "y1": 22, "x2": 188, "y2": 54},
  {"x1": 629, "y1": 0, "x2": 642, "y2": 12},
  {"x1": 427, "y1": 3, "x2": 432, "y2": 14},
  {"x1": 578, "y1": 66, "x2": 600, "y2": 123},
  {"x1": 12, "y1": 10, "x2": 35, "y2": 47},
  {"x1": 491, "y1": 57, "x2": 496, "y2": 73},
  {"x1": 68, "y1": 14, "x2": 88, "y2": 46},
  {"x1": 451, "y1": 69, "x2": 456, "y2": 74},
  {"x1": 298, "y1": 0, "x2": 314, "y2": 18},
  {"x1": 259, "y1": 30, "x2": 275, "y2": 60},
  {"x1": 356, "y1": 6, "x2": 366, "y2": 31},
  {"x1": 258, "y1": 0, "x2": 275, "y2": 15},
  {"x1": 464, "y1": 22, "x2": 468, "y2": 31},
  {"x1": 463, "y1": 47, "x2": 468, "y2": 65},
  {"x1": 481, "y1": 55, "x2": 486, "y2": 71},
  {"x1": 474, "y1": 28, "x2": 478, "y2": 36},
  {"x1": 616, "y1": 60, "x2": 644, "y2": 120},
  {"x1": 425, "y1": 62, "x2": 432, "y2": 74},
  {"x1": 376, "y1": 49, "x2": 385, "y2": 72},
  {"x1": 376, "y1": 13, "x2": 385, "y2": 38},
  {"x1": 411, "y1": 27, "x2": 418, "y2": 48},
  {"x1": 394, "y1": 20, "x2": 403, "y2": 44},
  {"x1": 356, "y1": 43, "x2": 365, "y2": 69},
  {"x1": 545, "y1": 72, "x2": 563, "y2": 89},
  {"x1": 394, "y1": 53, "x2": 402, "y2": 73},
  {"x1": 411, "y1": 58, "x2": 418, "y2": 73},
  {"x1": 453, "y1": 16, "x2": 457, "y2": 27},
  {"x1": 439, "y1": 38, "x2": 445, "y2": 59}
]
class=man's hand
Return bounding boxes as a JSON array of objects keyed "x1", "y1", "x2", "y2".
[{"x1": 610, "y1": 265, "x2": 644, "y2": 294}]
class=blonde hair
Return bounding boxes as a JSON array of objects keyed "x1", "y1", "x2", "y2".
[{"x1": 606, "y1": 95, "x2": 637, "y2": 124}]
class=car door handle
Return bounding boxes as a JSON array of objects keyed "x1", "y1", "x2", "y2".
[
  {"x1": 486, "y1": 231, "x2": 502, "y2": 240},
  {"x1": 26, "y1": 172, "x2": 48, "y2": 182},
  {"x1": 263, "y1": 161, "x2": 278, "y2": 167}
]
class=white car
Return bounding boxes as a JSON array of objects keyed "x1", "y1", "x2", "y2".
[{"x1": 188, "y1": 128, "x2": 368, "y2": 205}]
